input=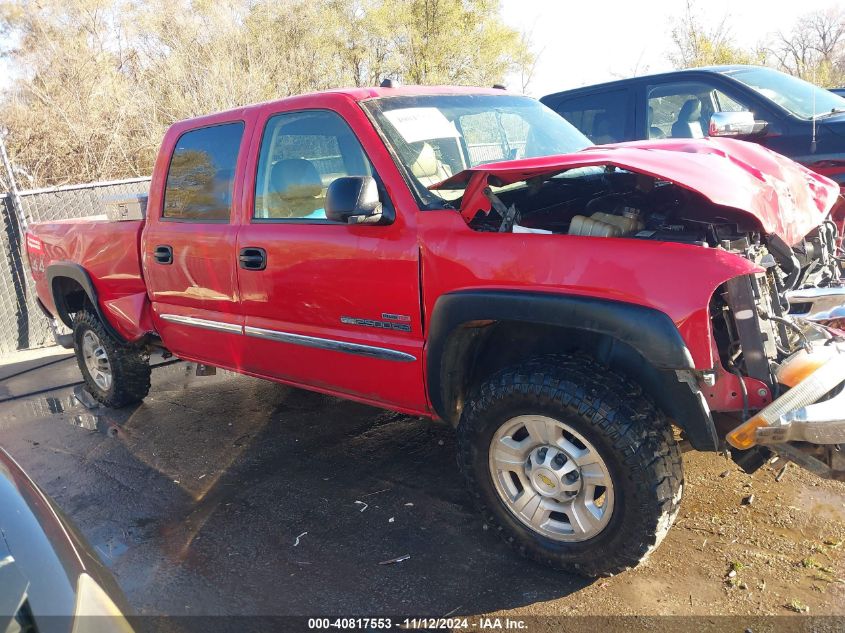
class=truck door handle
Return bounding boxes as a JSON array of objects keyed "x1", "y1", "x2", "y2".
[
  {"x1": 239, "y1": 247, "x2": 267, "y2": 271},
  {"x1": 154, "y1": 245, "x2": 173, "y2": 265}
]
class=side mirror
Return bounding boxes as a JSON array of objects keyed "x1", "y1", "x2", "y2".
[
  {"x1": 709, "y1": 111, "x2": 767, "y2": 137},
  {"x1": 325, "y1": 176, "x2": 392, "y2": 225}
]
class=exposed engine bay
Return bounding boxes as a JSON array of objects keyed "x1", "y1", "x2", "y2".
[
  {"x1": 468, "y1": 166, "x2": 841, "y2": 294},
  {"x1": 469, "y1": 167, "x2": 835, "y2": 258}
]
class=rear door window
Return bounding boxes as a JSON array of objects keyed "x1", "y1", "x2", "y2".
[
  {"x1": 554, "y1": 89, "x2": 629, "y2": 144},
  {"x1": 163, "y1": 122, "x2": 244, "y2": 221}
]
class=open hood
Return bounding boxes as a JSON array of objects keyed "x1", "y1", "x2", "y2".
[{"x1": 433, "y1": 137, "x2": 840, "y2": 246}]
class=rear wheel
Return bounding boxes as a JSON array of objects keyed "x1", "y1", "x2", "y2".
[
  {"x1": 457, "y1": 355, "x2": 683, "y2": 577},
  {"x1": 73, "y1": 309, "x2": 151, "y2": 407}
]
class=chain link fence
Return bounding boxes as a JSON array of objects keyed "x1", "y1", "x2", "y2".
[
  {"x1": 0, "y1": 178, "x2": 151, "y2": 356},
  {"x1": 18, "y1": 177, "x2": 150, "y2": 223},
  {"x1": 467, "y1": 141, "x2": 527, "y2": 164}
]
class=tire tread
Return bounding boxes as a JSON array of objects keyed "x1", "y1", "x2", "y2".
[
  {"x1": 73, "y1": 310, "x2": 151, "y2": 408},
  {"x1": 457, "y1": 354, "x2": 683, "y2": 577}
]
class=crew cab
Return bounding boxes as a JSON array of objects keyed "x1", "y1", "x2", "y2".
[{"x1": 25, "y1": 85, "x2": 845, "y2": 577}]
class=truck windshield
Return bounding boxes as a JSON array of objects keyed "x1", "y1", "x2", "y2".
[
  {"x1": 724, "y1": 66, "x2": 845, "y2": 120},
  {"x1": 362, "y1": 94, "x2": 592, "y2": 207}
]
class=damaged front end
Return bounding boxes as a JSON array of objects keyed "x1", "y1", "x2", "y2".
[
  {"x1": 432, "y1": 137, "x2": 845, "y2": 480},
  {"x1": 724, "y1": 333, "x2": 845, "y2": 481},
  {"x1": 696, "y1": 208, "x2": 845, "y2": 480}
]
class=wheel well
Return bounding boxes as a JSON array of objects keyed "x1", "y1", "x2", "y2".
[
  {"x1": 51, "y1": 276, "x2": 89, "y2": 327},
  {"x1": 46, "y1": 263, "x2": 126, "y2": 344},
  {"x1": 438, "y1": 320, "x2": 717, "y2": 451}
]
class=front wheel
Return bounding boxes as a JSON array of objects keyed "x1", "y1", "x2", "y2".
[
  {"x1": 457, "y1": 355, "x2": 683, "y2": 577},
  {"x1": 73, "y1": 309, "x2": 151, "y2": 408}
]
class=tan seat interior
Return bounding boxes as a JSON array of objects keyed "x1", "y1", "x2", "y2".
[
  {"x1": 410, "y1": 142, "x2": 452, "y2": 188},
  {"x1": 264, "y1": 158, "x2": 325, "y2": 218}
]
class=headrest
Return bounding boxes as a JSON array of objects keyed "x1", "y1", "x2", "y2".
[
  {"x1": 410, "y1": 143, "x2": 438, "y2": 179},
  {"x1": 270, "y1": 159, "x2": 323, "y2": 198},
  {"x1": 678, "y1": 98, "x2": 702, "y2": 123}
]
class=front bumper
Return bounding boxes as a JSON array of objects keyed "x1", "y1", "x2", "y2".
[
  {"x1": 787, "y1": 286, "x2": 845, "y2": 323},
  {"x1": 772, "y1": 386, "x2": 845, "y2": 443},
  {"x1": 727, "y1": 343, "x2": 845, "y2": 449}
]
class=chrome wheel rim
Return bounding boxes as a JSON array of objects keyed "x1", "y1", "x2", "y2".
[
  {"x1": 81, "y1": 330, "x2": 112, "y2": 391},
  {"x1": 488, "y1": 415, "x2": 614, "y2": 542}
]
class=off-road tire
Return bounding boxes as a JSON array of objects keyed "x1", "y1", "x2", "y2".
[
  {"x1": 72, "y1": 309, "x2": 151, "y2": 408},
  {"x1": 457, "y1": 354, "x2": 683, "y2": 577}
]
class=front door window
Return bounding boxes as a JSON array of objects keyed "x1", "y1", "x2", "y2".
[{"x1": 647, "y1": 82, "x2": 752, "y2": 139}]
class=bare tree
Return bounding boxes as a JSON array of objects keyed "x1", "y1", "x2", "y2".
[
  {"x1": 608, "y1": 48, "x2": 650, "y2": 80},
  {"x1": 0, "y1": 0, "x2": 535, "y2": 187},
  {"x1": 669, "y1": 0, "x2": 762, "y2": 68},
  {"x1": 769, "y1": 7, "x2": 845, "y2": 86},
  {"x1": 516, "y1": 27, "x2": 543, "y2": 93}
]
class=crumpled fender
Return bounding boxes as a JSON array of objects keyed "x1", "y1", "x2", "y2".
[
  {"x1": 435, "y1": 137, "x2": 839, "y2": 246},
  {"x1": 418, "y1": 210, "x2": 763, "y2": 370},
  {"x1": 102, "y1": 292, "x2": 156, "y2": 342}
]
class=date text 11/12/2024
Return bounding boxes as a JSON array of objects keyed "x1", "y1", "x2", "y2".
[{"x1": 306, "y1": 617, "x2": 528, "y2": 629}]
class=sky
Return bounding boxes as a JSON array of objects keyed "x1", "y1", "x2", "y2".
[{"x1": 500, "y1": 0, "x2": 841, "y2": 97}]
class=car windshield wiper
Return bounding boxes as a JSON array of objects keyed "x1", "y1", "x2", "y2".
[{"x1": 813, "y1": 108, "x2": 845, "y2": 120}]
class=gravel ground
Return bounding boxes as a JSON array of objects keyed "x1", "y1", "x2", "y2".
[{"x1": 0, "y1": 349, "x2": 843, "y2": 631}]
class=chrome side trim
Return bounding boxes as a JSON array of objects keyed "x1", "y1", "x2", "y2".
[
  {"x1": 159, "y1": 314, "x2": 244, "y2": 335},
  {"x1": 243, "y1": 326, "x2": 416, "y2": 362}
]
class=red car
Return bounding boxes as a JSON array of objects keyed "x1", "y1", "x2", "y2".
[{"x1": 24, "y1": 85, "x2": 845, "y2": 577}]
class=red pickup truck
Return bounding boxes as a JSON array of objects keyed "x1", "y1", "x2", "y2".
[{"x1": 25, "y1": 85, "x2": 845, "y2": 577}]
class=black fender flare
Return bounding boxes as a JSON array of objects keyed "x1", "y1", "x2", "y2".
[
  {"x1": 46, "y1": 262, "x2": 126, "y2": 343},
  {"x1": 426, "y1": 290, "x2": 717, "y2": 451}
]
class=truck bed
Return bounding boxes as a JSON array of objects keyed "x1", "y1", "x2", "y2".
[{"x1": 26, "y1": 217, "x2": 151, "y2": 342}]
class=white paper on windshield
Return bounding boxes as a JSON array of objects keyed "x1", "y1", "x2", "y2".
[{"x1": 384, "y1": 107, "x2": 460, "y2": 144}]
